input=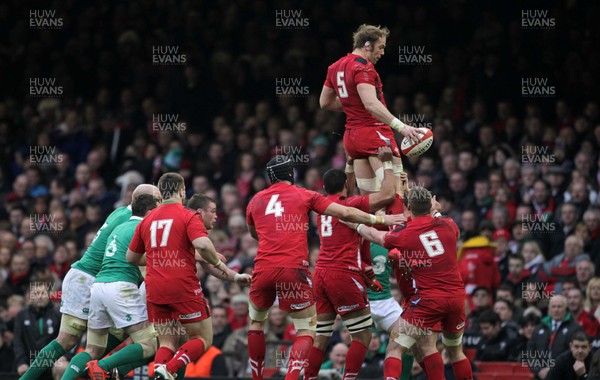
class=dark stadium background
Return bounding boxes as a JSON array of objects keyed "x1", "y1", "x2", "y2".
[{"x1": 1, "y1": 0, "x2": 600, "y2": 379}]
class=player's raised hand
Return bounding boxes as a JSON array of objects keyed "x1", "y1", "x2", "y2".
[
  {"x1": 234, "y1": 273, "x2": 252, "y2": 287},
  {"x1": 377, "y1": 146, "x2": 393, "y2": 162},
  {"x1": 430, "y1": 195, "x2": 441, "y2": 214},
  {"x1": 399, "y1": 172, "x2": 409, "y2": 196},
  {"x1": 382, "y1": 213, "x2": 407, "y2": 226}
]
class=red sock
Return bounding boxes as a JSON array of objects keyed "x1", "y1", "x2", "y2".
[
  {"x1": 154, "y1": 346, "x2": 175, "y2": 369},
  {"x1": 383, "y1": 356, "x2": 402, "y2": 380},
  {"x1": 165, "y1": 338, "x2": 205, "y2": 374},
  {"x1": 343, "y1": 340, "x2": 368, "y2": 380},
  {"x1": 285, "y1": 335, "x2": 314, "y2": 380},
  {"x1": 422, "y1": 352, "x2": 445, "y2": 380},
  {"x1": 452, "y1": 358, "x2": 473, "y2": 380},
  {"x1": 304, "y1": 346, "x2": 325, "y2": 380},
  {"x1": 248, "y1": 330, "x2": 266, "y2": 380}
]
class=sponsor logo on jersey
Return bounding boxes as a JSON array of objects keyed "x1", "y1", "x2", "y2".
[
  {"x1": 337, "y1": 304, "x2": 359, "y2": 313},
  {"x1": 83, "y1": 307, "x2": 89, "y2": 314},
  {"x1": 179, "y1": 311, "x2": 202, "y2": 320},
  {"x1": 290, "y1": 301, "x2": 311, "y2": 310},
  {"x1": 410, "y1": 298, "x2": 421, "y2": 305},
  {"x1": 456, "y1": 322, "x2": 465, "y2": 330}
]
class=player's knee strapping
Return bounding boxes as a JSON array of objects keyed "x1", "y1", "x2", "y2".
[
  {"x1": 130, "y1": 325, "x2": 159, "y2": 357},
  {"x1": 109, "y1": 327, "x2": 127, "y2": 342},
  {"x1": 393, "y1": 333, "x2": 416, "y2": 349},
  {"x1": 292, "y1": 315, "x2": 317, "y2": 332},
  {"x1": 249, "y1": 303, "x2": 269, "y2": 321},
  {"x1": 316, "y1": 320, "x2": 335, "y2": 337},
  {"x1": 442, "y1": 333, "x2": 463, "y2": 347},
  {"x1": 87, "y1": 329, "x2": 109, "y2": 348},
  {"x1": 344, "y1": 314, "x2": 373, "y2": 334},
  {"x1": 356, "y1": 177, "x2": 381, "y2": 192},
  {"x1": 59, "y1": 314, "x2": 87, "y2": 336}
]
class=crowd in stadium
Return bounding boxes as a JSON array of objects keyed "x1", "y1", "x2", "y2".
[{"x1": 1, "y1": 0, "x2": 600, "y2": 379}]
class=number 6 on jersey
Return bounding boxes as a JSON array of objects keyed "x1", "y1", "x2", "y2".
[{"x1": 419, "y1": 231, "x2": 445, "y2": 257}]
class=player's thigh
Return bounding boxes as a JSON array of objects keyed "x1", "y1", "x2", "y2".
[
  {"x1": 248, "y1": 269, "x2": 277, "y2": 312},
  {"x1": 399, "y1": 298, "x2": 444, "y2": 337},
  {"x1": 313, "y1": 268, "x2": 334, "y2": 316},
  {"x1": 371, "y1": 298, "x2": 402, "y2": 333},
  {"x1": 182, "y1": 317, "x2": 213, "y2": 347},
  {"x1": 102, "y1": 282, "x2": 147, "y2": 329},
  {"x1": 88, "y1": 283, "x2": 113, "y2": 330},
  {"x1": 273, "y1": 268, "x2": 315, "y2": 313},
  {"x1": 441, "y1": 297, "x2": 467, "y2": 334},
  {"x1": 60, "y1": 268, "x2": 95, "y2": 320},
  {"x1": 322, "y1": 269, "x2": 370, "y2": 317},
  {"x1": 354, "y1": 159, "x2": 375, "y2": 180}
]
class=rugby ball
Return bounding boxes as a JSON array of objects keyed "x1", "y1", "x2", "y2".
[{"x1": 400, "y1": 129, "x2": 433, "y2": 157}]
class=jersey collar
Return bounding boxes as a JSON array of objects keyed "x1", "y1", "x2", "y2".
[
  {"x1": 130, "y1": 216, "x2": 143, "y2": 221},
  {"x1": 162, "y1": 199, "x2": 180, "y2": 204}
]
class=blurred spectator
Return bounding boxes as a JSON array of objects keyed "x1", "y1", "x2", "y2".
[
  {"x1": 474, "y1": 309, "x2": 520, "y2": 361},
  {"x1": 14, "y1": 282, "x2": 65, "y2": 379},
  {"x1": 576, "y1": 259, "x2": 595, "y2": 291},
  {"x1": 320, "y1": 342, "x2": 348, "y2": 372},
  {"x1": 521, "y1": 240, "x2": 546, "y2": 277},
  {"x1": 503, "y1": 254, "x2": 533, "y2": 300},
  {"x1": 567, "y1": 287, "x2": 600, "y2": 337},
  {"x1": 228, "y1": 293, "x2": 249, "y2": 331},
  {"x1": 0, "y1": 320, "x2": 14, "y2": 372},
  {"x1": 584, "y1": 278, "x2": 600, "y2": 321},
  {"x1": 459, "y1": 236, "x2": 501, "y2": 303},
  {"x1": 547, "y1": 332, "x2": 592, "y2": 380},
  {"x1": 527, "y1": 295, "x2": 583, "y2": 379},
  {"x1": 211, "y1": 305, "x2": 232, "y2": 350},
  {"x1": 540, "y1": 235, "x2": 590, "y2": 294}
]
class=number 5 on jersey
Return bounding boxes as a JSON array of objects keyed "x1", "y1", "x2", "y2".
[
  {"x1": 265, "y1": 194, "x2": 284, "y2": 217},
  {"x1": 336, "y1": 71, "x2": 348, "y2": 98},
  {"x1": 150, "y1": 219, "x2": 173, "y2": 248}
]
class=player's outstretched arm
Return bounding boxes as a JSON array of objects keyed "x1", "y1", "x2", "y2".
[
  {"x1": 192, "y1": 236, "x2": 227, "y2": 276},
  {"x1": 199, "y1": 260, "x2": 252, "y2": 286},
  {"x1": 355, "y1": 224, "x2": 387, "y2": 247},
  {"x1": 368, "y1": 147, "x2": 396, "y2": 211},
  {"x1": 248, "y1": 225, "x2": 258, "y2": 241},
  {"x1": 126, "y1": 249, "x2": 146, "y2": 266},
  {"x1": 356, "y1": 83, "x2": 425, "y2": 144},
  {"x1": 319, "y1": 85, "x2": 343, "y2": 112},
  {"x1": 324, "y1": 202, "x2": 405, "y2": 226}
]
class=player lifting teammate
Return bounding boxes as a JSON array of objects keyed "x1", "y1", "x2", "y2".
[
  {"x1": 355, "y1": 186, "x2": 473, "y2": 380},
  {"x1": 20, "y1": 184, "x2": 161, "y2": 380},
  {"x1": 320, "y1": 24, "x2": 425, "y2": 195},
  {"x1": 304, "y1": 146, "x2": 399, "y2": 380},
  {"x1": 61, "y1": 193, "x2": 161, "y2": 380},
  {"x1": 126, "y1": 173, "x2": 250, "y2": 380},
  {"x1": 245, "y1": 155, "x2": 404, "y2": 380}
]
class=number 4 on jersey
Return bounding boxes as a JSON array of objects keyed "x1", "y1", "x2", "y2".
[
  {"x1": 265, "y1": 194, "x2": 284, "y2": 217},
  {"x1": 419, "y1": 231, "x2": 445, "y2": 257}
]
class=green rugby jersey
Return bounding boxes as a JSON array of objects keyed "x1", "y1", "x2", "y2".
[
  {"x1": 95, "y1": 216, "x2": 143, "y2": 285},
  {"x1": 72, "y1": 206, "x2": 132, "y2": 276},
  {"x1": 366, "y1": 242, "x2": 392, "y2": 301}
]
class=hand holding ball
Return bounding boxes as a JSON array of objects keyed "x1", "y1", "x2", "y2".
[{"x1": 400, "y1": 128, "x2": 433, "y2": 157}]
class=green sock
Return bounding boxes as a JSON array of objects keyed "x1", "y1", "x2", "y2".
[
  {"x1": 116, "y1": 356, "x2": 153, "y2": 377},
  {"x1": 21, "y1": 340, "x2": 66, "y2": 380},
  {"x1": 98, "y1": 343, "x2": 144, "y2": 371},
  {"x1": 400, "y1": 353, "x2": 414, "y2": 380},
  {"x1": 102, "y1": 333, "x2": 124, "y2": 356},
  {"x1": 61, "y1": 351, "x2": 92, "y2": 380},
  {"x1": 176, "y1": 364, "x2": 187, "y2": 379}
]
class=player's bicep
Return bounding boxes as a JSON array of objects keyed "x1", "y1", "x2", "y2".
[
  {"x1": 319, "y1": 85, "x2": 337, "y2": 108},
  {"x1": 357, "y1": 83, "x2": 378, "y2": 107}
]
